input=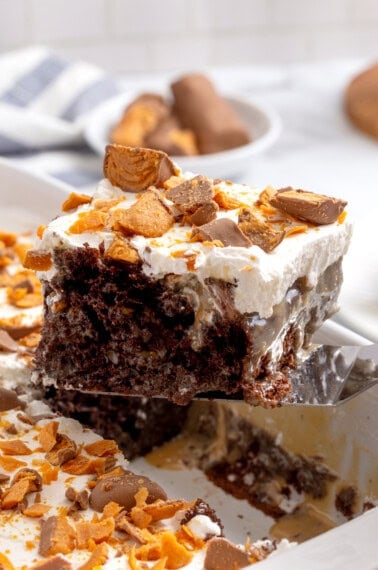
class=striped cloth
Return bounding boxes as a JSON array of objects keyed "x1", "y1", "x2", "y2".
[{"x1": 0, "y1": 46, "x2": 121, "y2": 190}]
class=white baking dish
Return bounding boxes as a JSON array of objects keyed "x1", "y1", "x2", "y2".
[{"x1": 1, "y1": 157, "x2": 377, "y2": 569}]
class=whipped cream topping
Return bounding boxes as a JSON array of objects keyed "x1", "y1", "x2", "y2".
[
  {"x1": 2, "y1": 394, "x2": 280, "y2": 569},
  {"x1": 36, "y1": 177, "x2": 352, "y2": 318}
]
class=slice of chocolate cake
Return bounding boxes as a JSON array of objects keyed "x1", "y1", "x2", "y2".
[{"x1": 29, "y1": 145, "x2": 351, "y2": 406}]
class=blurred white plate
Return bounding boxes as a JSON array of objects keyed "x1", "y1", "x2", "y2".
[
  {"x1": 84, "y1": 91, "x2": 281, "y2": 179},
  {"x1": 0, "y1": 157, "x2": 70, "y2": 232}
]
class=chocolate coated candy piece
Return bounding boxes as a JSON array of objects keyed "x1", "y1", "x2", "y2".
[
  {"x1": 171, "y1": 74, "x2": 251, "y2": 154},
  {"x1": 39, "y1": 516, "x2": 76, "y2": 556},
  {"x1": 238, "y1": 208, "x2": 285, "y2": 253},
  {"x1": 165, "y1": 175, "x2": 213, "y2": 213},
  {"x1": 89, "y1": 470, "x2": 167, "y2": 512},
  {"x1": 270, "y1": 187, "x2": 347, "y2": 225},
  {"x1": 103, "y1": 145, "x2": 177, "y2": 192},
  {"x1": 204, "y1": 537, "x2": 250, "y2": 570},
  {"x1": 0, "y1": 387, "x2": 24, "y2": 412},
  {"x1": 111, "y1": 93, "x2": 170, "y2": 147},
  {"x1": 189, "y1": 201, "x2": 219, "y2": 226},
  {"x1": 191, "y1": 218, "x2": 252, "y2": 247},
  {"x1": 0, "y1": 329, "x2": 18, "y2": 352},
  {"x1": 145, "y1": 115, "x2": 199, "y2": 156}
]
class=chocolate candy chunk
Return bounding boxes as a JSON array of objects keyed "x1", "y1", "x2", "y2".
[
  {"x1": 39, "y1": 516, "x2": 76, "y2": 557},
  {"x1": 111, "y1": 94, "x2": 170, "y2": 148},
  {"x1": 0, "y1": 329, "x2": 19, "y2": 352},
  {"x1": 238, "y1": 208, "x2": 285, "y2": 253},
  {"x1": 204, "y1": 537, "x2": 249, "y2": 570},
  {"x1": 66, "y1": 486, "x2": 89, "y2": 512},
  {"x1": 31, "y1": 555, "x2": 73, "y2": 570},
  {"x1": 165, "y1": 175, "x2": 213, "y2": 213},
  {"x1": 12, "y1": 468, "x2": 43, "y2": 492},
  {"x1": 104, "y1": 145, "x2": 177, "y2": 192},
  {"x1": 191, "y1": 218, "x2": 251, "y2": 247},
  {"x1": 188, "y1": 201, "x2": 219, "y2": 226},
  {"x1": 46, "y1": 434, "x2": 78, "y2": 466},
  {"x1": 270, "y1": 187, "x2": 347, "y2": 225},
  {"x1": 89, "y1": 470, "x2": 167, "y2": 512},
  {"x1": 0, "y1": 387, "x2": 24, "y2": 412},
  {"x1": 145, "y1": 115, "x2": 199, "y2": 156},
  {"x1": 171, "y1": 74, "x2": 251, "y2": 154}
]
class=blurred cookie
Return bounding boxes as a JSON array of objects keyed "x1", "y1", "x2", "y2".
[{"x1": 345, "y1": 63, "x2": 378, "y2": 139}]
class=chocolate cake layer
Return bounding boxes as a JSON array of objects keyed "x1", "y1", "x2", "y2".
[
  {"x1": 43, "y1": 388, "x2": 189, "y2": 460},
  {"x1": 34, "y1": 242, "x2": 343, "y2": 406}
]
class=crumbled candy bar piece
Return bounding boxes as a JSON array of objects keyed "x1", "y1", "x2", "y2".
[
  {"x1": 188, "y1": 201, "x2": 219, "y2": 226},
  {"x1": 257, "y1": 186, "x2": 277, "y2": 205},
  {"x1": 69, "y1": 210, "x2": 106, "y2": 234},
  {"x1": 65, "y1": 486, "x2": 89, "y2": 512},
  {"x1": 191, "y1": 218, "x2": 251, "y2": 247},
  {"x1": 38, "y1": 421, "x2": 59, "y2": 452},
  {"x1": 213, "y1": 190, "x2": 243, "y2": 210},
  {"x1": 39, "y1": 516, "x2": 76, "y2": 556},
  {"x1": 238, "y1": 208, "x2": 285, "y2": 253},
  {"x1": 0, "y1": 440, "x2": 32, "y2": 455},
  {"x1": 83, "y1": 439, "x2": 119, "y2": 457},
  {"x1": 46, "y1": 434, "x2": 78, "y2": 466},
  {"x1": 89, "y1": 470, "x2": 167, "y2": 512},
  {"x1": 116, "y1": 514, "x2": 148, "y2": 544},
  {"x1": 270, "y1": 187, "x2": 347, "y2": 225},
  {"x1": 23, "y1": 250, "x2": 52, "y2": 271},
  {"x1": 165, "y1": 175, "x2": 213, "y2": 213},
  {"x1": 0, "y1": 330, "x2": 20, "y2": 352},
  {"x1": 30, "y1": 555, "x2": 73, "y2": 570},
  {"x1": 159, "y1": 531, "x2": 193, "y2": 567},
  {"x1": 105, "y1": 235, "x2": 140, "y2": 264},
  {"x1": 12, "y1": 468, "x2": 43, "y2": 492},
  {"x1": 111, "y1": 189, "x2": 174, "y2": 238},
  {"x1": 1, "y1": 478, "x2": 32, "y2": 508},
  {"x1": 61, "y1": 192, "x2": 92, "y2": 212},
  {"x1": 204, "y1": 537, "x2": 250, "y2": 570},
  {"x1": 76, "y1": 518, "x2": 115, "y2": 549},
  {"x1": 104, "y1": 144, "x2": 176, "y2": 192},
  {"x1": 23, "y1": 503, "x2": 51, "y2": 518},
  {"x1": 77, "y1": 543, "x2": 108, "y2": 570},
  {"x1": 0, "y1": 387, "x2": 23, "y2": 411}
]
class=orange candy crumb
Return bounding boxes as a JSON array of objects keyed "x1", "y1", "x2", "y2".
[
  {"x1": 23, "y1": 250, "x2": 52, "y2": 271},
  {"x1": 62, "y1": 192, "x2": 92, "y2": 212},
  {"x1": 0, "y1": 439, "x2": 32, "y2": 455},
  {"x1": 69, "y1": 210, "x2": 106, "y2": 234}
]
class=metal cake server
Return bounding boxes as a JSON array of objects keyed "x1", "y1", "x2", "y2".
[{"x1": 199, "y1": 342, "x2": 378, "y2": 407}]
